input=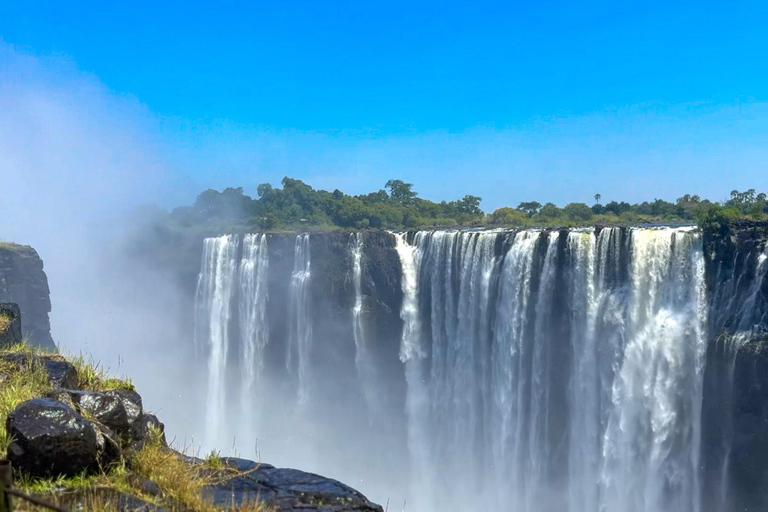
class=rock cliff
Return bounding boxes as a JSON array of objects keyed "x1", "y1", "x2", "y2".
[{"x1": 0, "y1": 243, "x2": 54, "y2": 350}]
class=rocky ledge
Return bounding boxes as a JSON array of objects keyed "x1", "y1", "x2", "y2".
[{"x1": 1, "y1": 339, "x2": 383, "y2": 511}]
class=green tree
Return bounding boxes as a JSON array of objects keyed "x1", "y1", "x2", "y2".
[
  {"x1": 385, "y1": 180, "x2": 418, "y2": 204},
  {"x1": 457, "y1": 195, "x2": 483, "y2": 215},
  {"x1": 518, "y1": 201, "x2": 542, "y2": 217},
  {"x1": 490, "y1": 207, "x2": 528, "y2": 226},
  {"x1": 564, "y1": 203, "x2": 594, "y2": 222},
  {"x1": 594, "y1": 193, "x2": 601, "y2": 204}
]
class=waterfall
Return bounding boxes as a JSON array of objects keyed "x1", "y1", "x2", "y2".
[
  {"x1": 600, "y1": 227, "x2": 707, "y2": 512},
  {"x1": 392, "y1": 227, "x2": 708, "y2": 512},
  {"x1": 350, "y1": 233, "x2": 365, "y2": 366},
  {"x1": 288, "y1": 233, "x2": 312, "y2": 403},
  {"x1": 238, "y1": 233, "x2": 269, "y2": 445},
  {"x1": 195, "y1": 234, "x2": 239, "y2": 448},
  {"x1": 350, "y1": 232, "x2": 378, "y2": 419},
  {"x1": 392, "y1": 232, "x2": 432, "y2": 512},
  {"x1": 189, "y1": 227, "x2": 754, "y2": 512}
]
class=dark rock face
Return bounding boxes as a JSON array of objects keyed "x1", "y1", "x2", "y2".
[
  {"x1": 6, "y1": 397, "x2": 117, "y2": 477},
  {"x1": 702, "y1": 221, "x2": 768, "y2": 512},
  {"x1": 205, "y1": 458, "x2": 384, "y2": 512},
  {"x1": 0, "y1": 302, "x2": 23, "y2": 347},
  {"x1": 0, "y1": 244, "x2": 54, "y2": 349}
]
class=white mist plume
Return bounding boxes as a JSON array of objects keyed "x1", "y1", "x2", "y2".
[{"x1": 0, "y1": 42, "x2": 197, "y2": 433}]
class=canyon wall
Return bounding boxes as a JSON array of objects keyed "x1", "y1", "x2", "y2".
[{"x1": 0, "y1": 243, "x2": 54, "y2": 349}]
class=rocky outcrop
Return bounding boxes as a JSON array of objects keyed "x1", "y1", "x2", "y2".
[
  {"x1": 0, "y1": 302, "x2": 22, "y2": 347},
  {"x1": 204, "y1": 458, "x2": 384, "y2": 512},
  {"x1": 6, "y1": 397, "x2": 120, "y2": 477},
  {"x1": 1, "y1": 352, "x2": 78, "y2": 388},
  {"x1": 0, "y1": 244, "x2": 54, "y2": 349}
]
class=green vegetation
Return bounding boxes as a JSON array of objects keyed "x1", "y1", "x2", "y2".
[
  {"x1": 0, "y1": 348, "x2": 52, "y2": 453},
  {"x1": 151, "y1": 178, "x2": 768, "y2": 232},
  {"x1": 0, "y1": 312, "x2": 12, "y2": 333},
  {"x1": 158, "y1": 177, "x2": 485, "y2": 232},
  {"x1": 0, "y1": 343, "x2": 267, "y2": 511}
]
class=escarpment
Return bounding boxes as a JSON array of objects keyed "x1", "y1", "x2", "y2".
[{"x1": 0, "y1": 243, "x2": 54, "y2": 350}]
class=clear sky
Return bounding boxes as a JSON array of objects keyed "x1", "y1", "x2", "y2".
[{"x1": 1, "y1": 0, "x2": 767, "y2": 210}]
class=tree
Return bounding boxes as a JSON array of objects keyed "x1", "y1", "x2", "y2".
[
  {"x1": 457, "y1": 195, "x2": 483, "y2": 215},
  {"x1": 594, "y1": 193, "x2": 601, "y2": 205},
  {"x1": 385, "y1": 180, "x2": 418, "y2": 204},
  {"x1": 537, "y1": 203, "x2": 562, "y2": 219},
  {"x1": 564, "y1": 203, "x2": 594, "y2": 222},
  {"x1": 490, "y1": 207, "x2": 528, "y2": 226},
  {"x1": 518, "y1": 201, "x2": 542, "y2": 217}
]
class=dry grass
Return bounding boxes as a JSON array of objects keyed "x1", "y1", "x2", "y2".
[
  {"x1": 131, "y1": 431, "x2": 267, "y2": 511},
  {"x1": 0, "y1": 311, "x2": 13, "y2": 332},
  {"x1": 1, "y1": 344, "x2": 268, "y2": 511}
]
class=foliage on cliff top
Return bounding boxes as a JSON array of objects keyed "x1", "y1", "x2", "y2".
[
  {"x1": 144, "y1": 177, "x2": 768, "y2": 232},
  {"x1": 0, "y1": 342, "x2": 268, "y2": 511}
]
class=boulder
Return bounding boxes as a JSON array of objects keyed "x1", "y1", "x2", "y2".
[
  {"x1": 1, "y1": 352, "x2": 78, "y2": 388},
  {"x1": 0, "y1": 302, "x2": 22, "y2": 347},
  {"x1": 68, "y1": 390, "x2": 132, "y2": 436},
  {"x1": 204, "y1": 458, "x2": 384, "y2": 512},
  {"x1": 60, "y1": 388, "x2": 162, "y2": 451},
  {"x1": 6, "y1": 397, "x2": 118, "y2": 477},
  {"x1": 129, "y1": 413, "x2": 166, "y2": 451}
]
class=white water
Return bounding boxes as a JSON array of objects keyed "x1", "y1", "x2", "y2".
[
  {"x1": 194, "y1": 234, "x2": 239, "y2": 448},
  {"x1": 350, "y1": 232, "x2": 379, "y2": 419},
  {"x1": 287, "y1": 233, "x2": 312, "y2": 404},
  {"x1": 192, "y1": 227, "x2": 727, "y2": 512},
  {"x1": 393, "y1": 227, "x2": 708, "y2": 512},
  {"x1": 238, "y1": 233, "x2": 269, "y2": 446}
]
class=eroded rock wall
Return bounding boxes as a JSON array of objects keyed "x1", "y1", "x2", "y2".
[{"x1": 0, "y1": 244, "x2": 54, "y2": 349}]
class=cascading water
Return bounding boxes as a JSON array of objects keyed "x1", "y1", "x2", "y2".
[
  {"x1": 194, "y1": 234, "x2": 239, "y2": 448},
  {"x1": 190, "y1": 227, "x2": 765, "y2": 512},
  {"x1": 288, "y1": 233, "x2": 312, "y2": 403},
  {"x1": 393, "y1": 227, "x2": 708, "y2": 512},
  {"x1": 238, "y1": 233, "x2": 269, "y2": 446},
  {"x1": 350, "y1": 232, "x2": 379, "y2": 419}
]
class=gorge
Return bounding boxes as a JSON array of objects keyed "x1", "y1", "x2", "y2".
[{"x1": 189, "y1": 225, "x2": 768, "y2": 512}]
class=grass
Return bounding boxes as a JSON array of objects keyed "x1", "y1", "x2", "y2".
[
  {"x1": 0, "y1": 311, "x2": 13, "y2": 333},
  {"x1": 0, "y1": 351, "x2": 54, "y2": 453},
  {"x1": 0, "y1": 342, "x2": 269, "y2": 512},
  {"x1": 66, "y1": 352, "x2": 135, "y2": 392}
]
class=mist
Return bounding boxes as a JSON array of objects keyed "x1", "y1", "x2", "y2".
[{"x1": 0, "y1": 42, "x2": 203, "y2": 440}]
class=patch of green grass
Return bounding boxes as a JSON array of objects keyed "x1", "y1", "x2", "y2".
[
  {"x1": 66, "y1": 353, "x2": 135, "y2": 392},
  {"x1": 204, "y1": 450, "x2": 224, "y2": 469},
  {"x1": 0, "y1": 355, "x2": 53, "y2": 453}
]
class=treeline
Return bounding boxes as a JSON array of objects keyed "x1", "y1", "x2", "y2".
[
  {"x1": 162, "y1": 178, "x2": 768, "y2": 232},
  {"x1": 168, "y1": 177, "x2": 483, "y2": 230}
]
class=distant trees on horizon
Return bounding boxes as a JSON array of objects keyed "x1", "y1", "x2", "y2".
[{"x1": 158, "y1": 177, "x2": 768, "y2": 232}]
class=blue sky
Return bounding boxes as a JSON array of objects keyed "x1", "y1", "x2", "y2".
[{"x1": 1, "y1": 0, "x2": 767, "y2": 210}]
